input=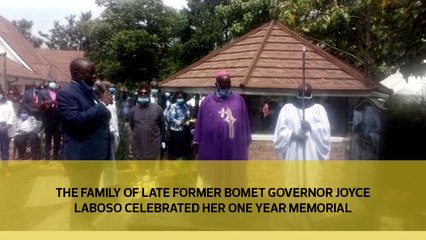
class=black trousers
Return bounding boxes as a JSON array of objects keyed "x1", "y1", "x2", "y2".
[
  {"x1": 168, "y1": 129, "x2": 192, "y2": 160},
  {"x1": 44, "y1": 128, "x2": 61, "y2": 160},
  {"x1": 15, "y1": 132, "x2": 40, "y2": 160}
]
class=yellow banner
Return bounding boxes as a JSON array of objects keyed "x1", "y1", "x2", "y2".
[
  {"x1": 0, "y1": 160, "x2": 425, "y2": 231},
  {"x1": 2, "y1": 232, "x2": 426, "y2": 240}
]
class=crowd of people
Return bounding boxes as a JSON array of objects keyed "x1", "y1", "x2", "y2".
[
  {"x1": 0, "y1": 57, "x2": 333, "y2": 229},
  {"x1": 0, "y1": 81, "x2": 62, "y2": 161},
  {"x1": 0, "y1": 57, "x2": 332, "y2": 163}
]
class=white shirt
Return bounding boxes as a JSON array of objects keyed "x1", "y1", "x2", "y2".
[
  {"x1": 15, "y1": 116, "x2": 38, "y2": 135},
  {"x1": 0, "y1": 100, "x2": 16, "y2": 137},
  {"x1": 107, "y1": 101, "x2": 120, "y2": 151}
]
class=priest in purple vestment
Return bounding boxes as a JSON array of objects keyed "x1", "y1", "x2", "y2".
[{"x1": 192, "y1": 70, "x2": 252, "y2": 160}]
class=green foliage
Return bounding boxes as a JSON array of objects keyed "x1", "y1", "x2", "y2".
[
  {"x1": 385, "y1": 95, "x2": 426, "y2": 125},
  {"x1": 215, "y1": 0, "x2": 272, "y2": 39},
  {"x1": 383, "y1": 95, "x2": 426, "y2": 159},
  {"x1": 178, "y1": 0, "x2": 229, "y2": 66},
  {"x1": 87, "y1": 0, "x2": 186, "y2": 85},
  {"x1": 11, "y1": 19, "x2": 43, "y2": 48},
  {"x1": 38, "y1": 12, "x2": 93, "y2": 50},
  {"x1": 278, "y1": 0, "x2": 426, "y2": 80},
  {"x1": 36, "y1": 0, "x2": 424, "y2": 85},
  {"x1": 95, "y1": 29, "x2": 158, "y2": 83}
]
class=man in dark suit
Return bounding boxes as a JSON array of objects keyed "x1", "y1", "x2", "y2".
[
  {"x1": 57, "y1": 57, "x2": 113, "y2": 160},
  {"x1": 57, "y1": 57, "x2": 114, "y2": 230},
  {"x1": 38, "y1": 80, "x2": 61, "y2": 159}
]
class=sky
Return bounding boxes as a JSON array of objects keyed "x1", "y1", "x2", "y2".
[{"x1": 0, "y1": 0, "x2": 187, "y2": 36}]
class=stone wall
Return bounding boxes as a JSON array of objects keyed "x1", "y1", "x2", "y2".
[{"x1": 248, "y1": 137, "x2": 350, "y2": 160}]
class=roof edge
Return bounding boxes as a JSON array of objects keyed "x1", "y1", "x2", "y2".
[
  {"x1": 161, "y1": 86, "x2": 388, "y2": 98},
  {"x1": 160, "y1": 21, "x2": 273, "y2": 85},
  {"x1": 0, "y1": 36, "x2": 33, "y2": 71}
]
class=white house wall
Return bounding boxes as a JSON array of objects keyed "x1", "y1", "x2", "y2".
[{"x1": 0, "y1": 36, "x2": 33, "y2": 71}]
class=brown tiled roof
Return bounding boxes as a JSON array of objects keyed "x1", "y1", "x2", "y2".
[
  {"x1": 4, "y1": 58, "x2": 42, "y2": 80},
  {"x1": 36, "y1": 49, "x2": 84, "y2": 82},
  {"x1": 0, "y1": 15, "x2": 84, "y2": 83},
  {"x1": 161, "y1": 20, "x2": 389, "y2": 96},
  {"x1": 0, "y1": 15, "x2": 47, "y2": 67}
]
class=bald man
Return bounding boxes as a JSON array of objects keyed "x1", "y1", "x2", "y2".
[{"x1": 57, "y1": 57, "x2": 113, "y2": 160}]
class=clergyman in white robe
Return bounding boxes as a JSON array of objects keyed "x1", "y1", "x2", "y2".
[
  {"x1": 273, "y1": 95, "x2": 331, "y2": 229},
  {"x1": 273, "y1": 101, "x2": 331, "y2": 160}
]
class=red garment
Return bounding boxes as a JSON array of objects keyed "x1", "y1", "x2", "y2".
[
  {"x1": 48, "y1": 89, "x2": 57, "y2": 102},
  {"x1": 33, "y1": 92, "x2": 38, "y2": 106},
  {"x1": 262, "y1": 103, "x2": 270, "y2": 118}
]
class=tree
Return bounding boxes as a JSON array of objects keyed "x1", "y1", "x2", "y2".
[
  {"x1": 39, "y1": 12, "x2": 93, "y2": 50},
  {"x1": 177, "y1": 0, "x2": 230, "y2": 66},
  {"x1": 277, "y1": 0, "x2": 426, "y2": 79},
  {"x1": 87, "y1": 0, "x2": 186, "y2": 85},
  {"x1": 215, "y1": 0, "x2": 272, "y2": 39},
  {"x1": 11, "y1": 19, "x2": 43, "y2": 48},
  {"x1": 61, "y1": 0, "x2": 424, "y2": 85},
  {"x1": 380, "y1": 0, "x2": 425, "y2": 77},
  {"x1": 211, "y1": 0, "x2": 425, "y2": 80},
  {"x1": 95, "y1": 29, "x2": 159, "y2": 83}
]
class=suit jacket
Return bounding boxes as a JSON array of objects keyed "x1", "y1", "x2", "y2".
[
  {"x1": 57, "y1": 81, "x2": 112, "y2": 160},
  {"x1": 38, "y1": 89, "x2": 60, "y2": 132}
]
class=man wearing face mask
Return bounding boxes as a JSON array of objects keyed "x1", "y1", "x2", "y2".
[
  {"x1": 57, "y1": 57, "x2": 113, "y2": 160},
  {"x1": 273, "y1": 83, "x2": 330, "y2": 160},
  {"x1": 57, "y1": 58, "x2": 114, "y2": 230},
  {"x1": 164, "y1": 90, "x2": 194, "y2": 160},
  {"x1": 128, "y1": 82, "x2": 165, "y2": 160},
  {"x1": 38, "y1": 80, "x2": 61, "y2": 159},
  {"x1": 149, "y1": 80, "x2": 166, "y2": 110},
  {"x1": 192, "y1": 70, "x2": 252, "y2": 160},
  {"x1": 14, "y1": 108, "x2": 40, "y2": 160}
]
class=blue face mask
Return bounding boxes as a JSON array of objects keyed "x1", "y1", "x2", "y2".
[
  {"x1": 137, "y1": 97, "x2": 150, "y2": 105},
  {"x1": 217, "y1": 88, "x2": 231, "y2": 99},
  {"x1": 176, "y1": 99, "x2": 185, "y2": 105},
  {"x1": 109, "y1": 87, "x2": 116, "y2": 94},
  {"x1": 21, "y1": 113, "x2": 29, "y2": 120}
]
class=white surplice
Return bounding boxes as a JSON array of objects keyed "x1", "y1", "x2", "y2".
[{"x1": 273, "y1": 102, "x2": 331, "y2": 160}]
